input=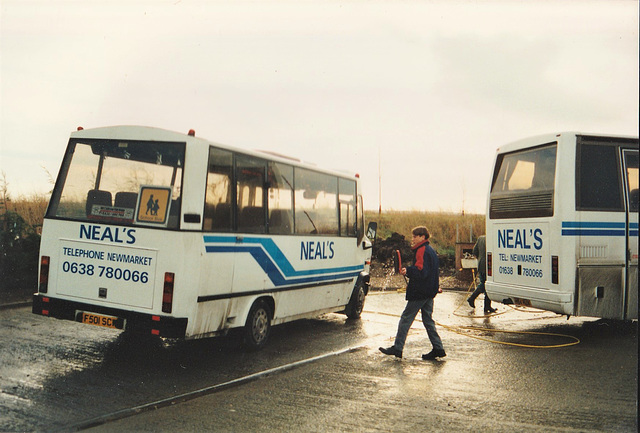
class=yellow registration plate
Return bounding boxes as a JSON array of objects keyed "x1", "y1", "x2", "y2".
[{"x1": 81, "y1": 312, "x2": 121, "y2": 329}]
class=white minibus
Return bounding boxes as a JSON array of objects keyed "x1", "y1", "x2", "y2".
[
  {"x1": 33, "y1": 126, "x2": 376, "y2": 348},
  {"x1": 485, "y1": 132, "x2": 638, "y2": 320}
]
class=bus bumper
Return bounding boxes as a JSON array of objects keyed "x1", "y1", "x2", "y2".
[
  {"x1": 32, "y1": 294, "x2": 188, "y2": 338},
  {"x1": 486, "y1": 283, "x2": 573, "y2": 315}
]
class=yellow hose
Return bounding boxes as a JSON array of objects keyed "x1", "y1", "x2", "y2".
[{"x1": 365, "y1": 281, "x2": 581, "y2": 348}]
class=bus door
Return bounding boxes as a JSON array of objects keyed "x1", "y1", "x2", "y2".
[{"x1": 622, "y1": 150, "x2": 638, "y2": 320}]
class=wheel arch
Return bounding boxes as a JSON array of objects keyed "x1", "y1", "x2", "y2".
[
  {"x1": 237, "y1": 295, "x2": 275, "y2": 326},
  {"x1": 355, "y1": 271, "x2": 371, "y2": 295}
]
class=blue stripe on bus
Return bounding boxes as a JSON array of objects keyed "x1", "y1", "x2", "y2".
[
  {"x1": 562, "y1": 221, "x2": 626, "y2": 228},
  {"x1": 202, "y1": 235, "x2": 363, "y2": 286},
  {"x1": 561, "y1": 221, "x2": 638, "y2": 237}
]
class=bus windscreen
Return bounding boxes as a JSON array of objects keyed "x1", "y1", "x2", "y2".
[
  {"x1": 47, "y1": 139, "x2": 185, "y2": 228},
  {"x1": 490, "y1": 144, "x2": 557, "y2": 219}
]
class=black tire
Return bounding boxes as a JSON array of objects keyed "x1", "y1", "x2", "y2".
[
  {"x1": 345, "y1": 284, "x2": 366, "y2": 319},
  {"x1": 243, "y1": 299, "x2": 272, "y2": 350}
]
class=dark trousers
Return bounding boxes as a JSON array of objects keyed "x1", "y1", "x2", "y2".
[
  {"x1": 393, "y1": 297, "x2": 443, "y2": 352},
  {"x1": 468, "y1": 272, "x2": 492, "y2": 310}
]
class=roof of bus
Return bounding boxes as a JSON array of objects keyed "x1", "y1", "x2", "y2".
[
  {"x1": 495, "y1": 131, "x2": 639, "y2": 154},
  {"x1": 70, "y1": 125, "x2": 360, "y2": 180}
]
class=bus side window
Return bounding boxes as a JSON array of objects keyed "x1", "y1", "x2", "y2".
[
  {"x1": 294, "y1": 168, "x2": 338, "y2": 235},
  {"x1": 205, "y1": 147, "x2": 233, "y2": 232},
  {"x1": 339, "y1": 178, "x2": 356, "y2": 237},
  {"x1": 268, "y1": 162, "x2": 294, "y2": 235},
  {"x1": 577, "y1": 143, "x2": 623, "y2": 211},
  {"x1": 236, "y1": 155, "x2": 266, "y2": 234},
  {"x1": 625, "y1": 152, "x2": 639, "y2": 212}
]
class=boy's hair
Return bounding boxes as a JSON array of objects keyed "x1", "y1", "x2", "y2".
[{"x1": 412, "y1": 226, "x2": 430, "y2": 240}]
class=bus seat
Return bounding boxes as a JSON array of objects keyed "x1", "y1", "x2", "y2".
[
  {"x1": 239, "y1": 206, "x2": 265, "y2": 233},
  {"x1": 203, "y1": 201, "x2": 215, "y2": 230},
  {"x1": 168, "y1": 197, "x2": 181, "y2": 228},
  {"x1": 170, "y1": 197, "x2": 181, "y2": 216},
  {"x1": 114, "y1": 192, "x2": 138, "y2": 210},
  {"x1": 269, "y1": 209, "x2": 293, "y2": 234},
  {"x1": 86, "y1": 189, "x2": 112, "y2": 216},
  {"x1": 629, "y1": 189, "x2": 639, "y2": 212},
  {"x1": 212, "y1": 203, "x2": 232, "y2": 230}
]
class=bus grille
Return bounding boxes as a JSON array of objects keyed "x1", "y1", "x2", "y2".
[{"x1": 490, "y1": 192, "x2": 554, "y2": 219}]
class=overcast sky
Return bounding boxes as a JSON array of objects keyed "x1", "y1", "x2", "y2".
[{"x1": 1, "y1": 0, "x2": 638, "y2": 214}]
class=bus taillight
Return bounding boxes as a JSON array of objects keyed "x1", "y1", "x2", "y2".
[
  {"x1": 551, "y1": 256, "x2": 559, "y2": 284},
  {"x1": 39, "y1": 256, "x2": 50, "y2": 293},
  {"x1": 487, "y1": 253, "x2": 492, "y2": 277},
  {"x1": 162, "y1": 272, "x2": 175, "y2": 313}
]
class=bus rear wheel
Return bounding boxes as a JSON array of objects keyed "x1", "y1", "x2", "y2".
[{"x1": 243, "y1": 299, "x2": 272, "y2": 350}]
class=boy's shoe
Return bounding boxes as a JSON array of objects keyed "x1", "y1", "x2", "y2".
[
  {"x1": 467, "y1": 298, "x2": 475, "y2": 308},
  {"x1": 379, "y1": 346, "x2": 402, "y2": 358},
  {"x1": 484, "y1": 307, "x2": 497, "y2": 313},
  {"x1": 422, "y1": 349, "x2": 446, "y2": 360}
]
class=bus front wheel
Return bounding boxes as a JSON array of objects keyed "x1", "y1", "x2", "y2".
[
  {"x1": 243, "y1": 299, "x2": 272, "y2": 350},
  {"x1": 345, "y1": 284, "x2": 366, "y2": 319}
]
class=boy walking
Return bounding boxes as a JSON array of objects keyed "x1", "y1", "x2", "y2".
[{"x1": 379, "y1": 226, "x2": 446, "y2": 360}]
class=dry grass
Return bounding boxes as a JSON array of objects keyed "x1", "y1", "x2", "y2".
[
  {"x1": 365, "y1": 210, "x2": 485, "y2": 255},
  {"x1": 2, "y1": 194, "x2": 49, "y2": 229},
  {"x1": 1, "y1": 189, "x2": 485, "y2": 255},
  {"x1": 1, "y1": 172, "x2": 48, "y2": 229}
]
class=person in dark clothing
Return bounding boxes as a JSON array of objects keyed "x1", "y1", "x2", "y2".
[
  {"x1": 467, "y1": 235, "x2": 496, "y2": 313},
  {"x1": 379, "y1": 226, "x2": 446, "y2": 360}
]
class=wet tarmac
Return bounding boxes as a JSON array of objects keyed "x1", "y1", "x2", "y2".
[{"x1": 0, "y1": 290, "x2": 637, "y2": 432}]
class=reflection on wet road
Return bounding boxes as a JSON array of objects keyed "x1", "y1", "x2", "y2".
[{"x1": 0, "y1": 290, "x2": 637, "y2": 432}]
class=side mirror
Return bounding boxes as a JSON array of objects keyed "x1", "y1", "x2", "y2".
[{"x1": 363, "y1": 221, "x2": 377, "y2": 250}]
